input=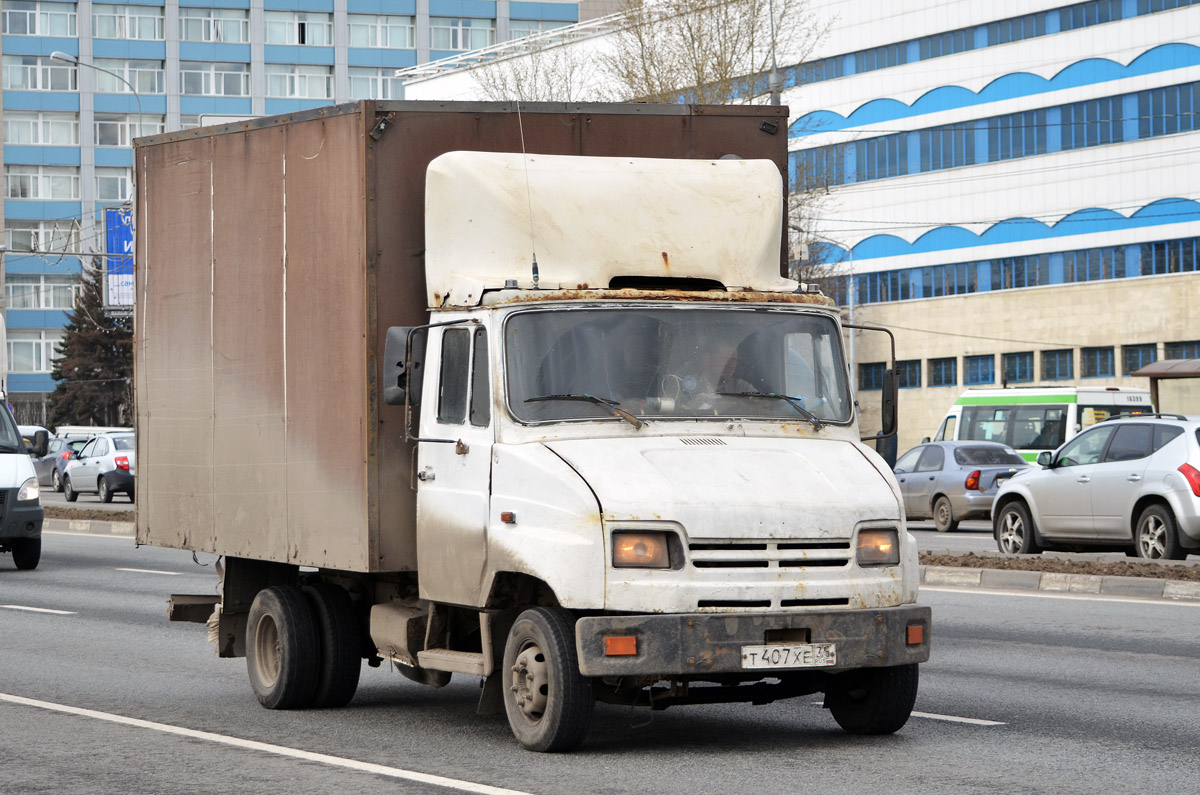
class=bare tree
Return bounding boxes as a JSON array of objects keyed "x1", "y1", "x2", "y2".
[
  {"x1": 600, "y1": 0, "x2": 826, "y2": 104},
  {"x1": 473, "y1": 39, "x2": 595, "y2": 102}
]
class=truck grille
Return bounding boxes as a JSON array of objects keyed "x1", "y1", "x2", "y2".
[{"x1": 688, "y1": 540, "x2": 851, "y2": 570}]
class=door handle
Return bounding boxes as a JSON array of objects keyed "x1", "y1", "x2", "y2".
[
  {"x1": 417, "y1": 467, "x2": 435, "y2": 482},
  {"x1": 1076, "y1": 476, "x2": 1091, "y2": 483},
  {"x1": 1127, "y1": 474, "x2": 1142, "y2": 482}
]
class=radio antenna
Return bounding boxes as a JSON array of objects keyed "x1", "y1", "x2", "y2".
[{"x1": 516, "y1": 101, "x2": 539, "y2": 289}]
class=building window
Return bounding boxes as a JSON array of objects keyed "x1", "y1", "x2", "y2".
[
  {"x1": 1139, "y1": 82, "x2": 1200, "y2": 139},
  {"x1": 1065, "y1": 247, "x2": 1124, "y2": 282},
  {"x1": 965, "y1": 355, "x2": 995, "y2": 385},
  {"x1": 929, "y1": 357, "x2": 957, "y2": 387},
  {"x1": 7, "y1": 329, "x2": 64, "y2": 373},
  {"x1": 1004, "y1": 352, "x2": 1034, "y2": 384},
  {"x1": 1081, "y1": 346, "x2": 1115, "y2": 377},
  {"x1": 1062, "y1": 96, "x2": 1125, "y2": 149},
  {"x1": 2, "y1": 55, "x2": 77, "y2": 91},
  {"x1": 988, "y1": 109, "x2": 1048, "y2": 161},
  {"x1": 4, "y1": 165, "x2": 80, "y2": 200},
  {"x1": 922, "y1": 121, "x2": 977, "y2": 171},
  {"x1": 265, "y1": 64, "x2": 333, "y2": 99},
  {"x1": 859, "y1": 362, "x2": 885, "y2": 391},
  {"x1": 1122, "y1": 344, "x2": 1158, "y2": 374},
  {"x1": 508, "y1": 19, "x2": 569, "y2": 40},
  {"x1": 264, "y1": 11, "x2": 332, "y2": 45},
  {"x1": 4, "y1": 219, "x2": 80, "y2": 254},
  {"x1": 6, "y1": 275, "x2": 80, "y2": 309},
  {"x1": 348, "y1": 14, "x2": 415, "y2": 48},
  {"x1": 94, "y1": 113, "x2": 163, "y2": 147},
  {"x1": 1141, "y1": 237, "x2": 1200, "y2": 275},
  {"x1": 3, "y1": 111, "x2": 79, "y2": 146},
  {"x1": 430, "y1": 17, "x2": 496, "y2": 51},
  {"x1": 2, "y1": 0, "x2": 77, "y2": 36},
  {"x1": 1042, "y1": 349, "x2": 1074, "y2": 381},
  {"x1": 95, "y1": 167, "x2": 132, "y2": 202},
  {"x1": 93, "y1": 4, "x2": 163, "y2": 40},
  {"x1": 181, "y1": 62, "x2": 250, "y2": 97},
  {"x1": 180, "y1": 8, "x2": 249, "y2": 43},
  {"x1": 896, "y1": 360, "x2": 921, "y2": 389},
  {"x1": 348, "y1": 67, "x2": 402, "y2": 100},
  {"x1": 94, "y1": 58, "x2": 165, "y2": 95},
  {"x1": 1165, "y1": 340, "x2": 1200, "y2": 359}
]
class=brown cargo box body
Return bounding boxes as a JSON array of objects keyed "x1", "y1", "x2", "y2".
[{"x1": 134, "y1": 101, "x2": 789, "y2": 573}]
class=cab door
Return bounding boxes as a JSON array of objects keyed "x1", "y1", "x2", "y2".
[
  {"x1": 415, "y1": 322, "x2": 495, "y2": 607},
  {"x1": 1028, "y1": 425, "x2": 1115, "y2": 538},
  {"x1": 1090, "y1": 424, "x2": 1153, "y2": 538}
]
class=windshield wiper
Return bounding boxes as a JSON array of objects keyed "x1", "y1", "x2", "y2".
[
  {"x1": 718, "y1": 391, "x2": 825, "y2": 430},
  {"x1": 525, "y1": 393, "x2": 645, "y2": 429}
]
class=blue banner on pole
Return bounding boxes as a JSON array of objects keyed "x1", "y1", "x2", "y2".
[{"x1": 105, "y1": 207, "x2": 134, "y2": 307}]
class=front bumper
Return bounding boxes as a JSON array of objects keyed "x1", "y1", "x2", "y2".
[
  {"x1": 576, "y1": 605, "x2": 931, "y2": 677},
  {"x1": 0, "y1": 498, "x2": 43, "y2": 542}
]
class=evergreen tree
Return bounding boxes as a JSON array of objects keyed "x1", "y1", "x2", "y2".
[{"x1": 47, "y1": 265, "x2": 132, "y2": 427}]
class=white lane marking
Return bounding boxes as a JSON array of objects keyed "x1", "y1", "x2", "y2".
[
  {"x1": 0, "y1": 692, "x2": 532, "y2": 795},
  {"x1": 117, "y1": 568, "x2": 180, "y2": 576},
  {"x1": 45, "y1": 530, "x2": 134, "y2": 539},
  {"x1": 911, "y1": 711, "x2": 1006, "y2": 726},
  {"x1": 923, "y1": 585, "x2": 1200, "y2": 608},
  {"x1": 0, "y1": 605, "x2": 76, "y2": 615}
]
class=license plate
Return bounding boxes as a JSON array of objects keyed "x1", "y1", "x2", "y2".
[{"x1": 741, "y1": 643, "x2": 836, "y2": 669}]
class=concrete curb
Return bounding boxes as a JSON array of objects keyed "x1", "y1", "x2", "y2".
[
  {"x1": 921, "y1": 565, "x2": 1200, "y2": 602},
  {"x1": 45, "y1": 517, "x2": 134, "y2": 537}
]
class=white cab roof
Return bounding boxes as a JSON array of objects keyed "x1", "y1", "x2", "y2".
[{"x1": 424, "y1": 151, "x2": 792, "y2": 307}]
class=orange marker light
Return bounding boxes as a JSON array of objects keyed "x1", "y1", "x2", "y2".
[
  {"x1": 907, "y1": 624, "x2": 924, "y2": 645},
  {"x1": 605, "y1": 636, "x2": 638, "y2": 656}
]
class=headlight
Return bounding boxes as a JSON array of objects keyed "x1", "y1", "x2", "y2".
[
  {"x1": 612, "y1": 532, "x2": 671, "y2": 569},
  {"x1": 856, "y1": 528, "x2": 899, "y2": 567},
  {"x1": 17, "y1": 477, "x2": 39, "y2": 503}
]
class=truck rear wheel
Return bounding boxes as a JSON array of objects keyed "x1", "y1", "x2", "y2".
[
  {"x1": 825, "y1": 663, "x2": 919, "y2": 735},
  {"x1": 304, "y1": 583, "x2": 362, "y2": 708},
  {"x1": 502, "y1": 607, "x2": 593, "y2": 752},
  {"x1": 246, "y1": 586, "x2": 318, "y2": 709}
]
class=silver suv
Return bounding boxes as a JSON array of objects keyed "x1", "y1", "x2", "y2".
[{"x1": 992, "y1": 415, "x2": 1200, "y2": 559}]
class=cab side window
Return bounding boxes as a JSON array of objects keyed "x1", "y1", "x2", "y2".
[
  {"x1": 468, "y1": 327, "x2": 490, "y2": 428},
  {"x1": 79, "y1": 440, "x2": 97, "y2": 458},
  {"x1": 437, "y1": 328, "x2": 471, "y2": 425},
  {"x1": 916, "y1": 446, "x2": 945, "y2": 472}
]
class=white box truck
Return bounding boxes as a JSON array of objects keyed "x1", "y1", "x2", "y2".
[{"x1": 135, "y1": 101, "x2": 929, "y2": 752}]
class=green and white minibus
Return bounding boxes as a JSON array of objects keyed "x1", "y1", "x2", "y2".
[{"x1": 931, "y1": 386, "x2": 1154, "y2": 461}]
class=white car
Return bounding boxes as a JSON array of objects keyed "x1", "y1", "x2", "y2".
[
  {"x1": 63, "y1": 432, "x2": 136, "y2": 503},
  {"x1": 992, "y1": 415, "x2": 1200, "y2": 559}
]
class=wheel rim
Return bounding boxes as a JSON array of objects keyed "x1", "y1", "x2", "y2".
[
  {"x1": 253, "y1": 614, "x2": 282, "y2": 688},
  {"x1": 1138, "y1": 515, "x2": 1166, "y2": 559},
  {"x1": 999, "y1": 510, "x2": 1024, "y2": 553},
  {"x1": 935, "y1": 500, "x2": 951, "y2": 529},
  {"x1": 99, "y1": 481, "x2": 108, "y2": 499},
  {"x1": 510, "y1": 640, "x2": 549, "y2": 724},
  {"x1": 53, "y1": 470, "x2": 61, "y2": 489}
]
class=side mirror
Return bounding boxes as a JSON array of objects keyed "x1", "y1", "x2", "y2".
[
  {"x1": 880, "y1": 368, "x2": 897, "y2": 437},
  {"x1": 383, "y1": 326, "x2": 427, "y2": 408},
  {"x1": 1036, "y1": 451, "x2": 1053, "y2": 467},
  {"x1": 920, "y1": 436, "x2": 930, "y2": 444},
  {"x1": 30, "y1": 430, "x2": 49, "y2": 458}
]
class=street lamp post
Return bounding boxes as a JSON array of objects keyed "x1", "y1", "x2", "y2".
[{"x1": 50, "y1": 52, "x2": 142, "y2": 315}]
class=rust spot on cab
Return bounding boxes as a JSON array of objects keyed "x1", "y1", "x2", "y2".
[
  {"x1": 661, "y1": 251, "x2": 670, "y2": 268},
  {"x1": 489, "y1": 288, "x2": 835, "y2": 307}
]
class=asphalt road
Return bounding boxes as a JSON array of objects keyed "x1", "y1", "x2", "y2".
[
  {"x1": 39, "y1": 486, "x2": 135, "y2": 511},
  {"x1": 2, "y1": 531, "x2": 1199, "y2": 794}
]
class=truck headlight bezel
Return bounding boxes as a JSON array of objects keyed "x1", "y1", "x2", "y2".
[
  {"x1": 612, "y1": 531, "x2": 675, "y2": 569},
  {"x1": 17, "y1": 476, "x2": 40, "y2": 503},
  {"x1": 856, "y1": 527, "x2": 900, "y2": 567}
]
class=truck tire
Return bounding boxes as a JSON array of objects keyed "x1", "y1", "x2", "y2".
[
  {"x1": 1135, "y1": 504, "x2": 1184, "y2": 560},
  {"x1": 825, "y1": 663, "x2": 919, "y2": 735},
  {"x1": 304, "y1": 583, "x2": 362, "y2": 708},
  {"x1": 246, "y1": 586, "x2": 318, "y2": 709},
  {"x1": 63, "y1": 476, "x2": 78, "y2": 503},
  {"x1": 11, "y1": 538, "x2": 41, "y2": 570},
  {"x1": 502, "y1": 607, "x2": 594, "y2": 752},
  {"x1": 995, "y1": 501, "x2": 1039, "y2": 555},
  {"x1": 933, "y1": 496, "x2": 958, "y2": 533}
]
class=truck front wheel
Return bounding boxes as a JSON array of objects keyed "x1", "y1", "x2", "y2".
[
  {"x1": 502, "y1": 607, "x2": 593, "y2": 752},
  {"x1": 825, "y1": 663, "x2": 919, "y2": 735},
  {"x1": 11, "y1": 538, "x2": 41, "y2": 570},
  {"x1": 246, "y1": 586, "x2": 318, "y2": 709}
]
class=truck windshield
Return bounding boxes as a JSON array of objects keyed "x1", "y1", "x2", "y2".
[{"x1": 504, "y1": 307, "x2": 851, "y2": 424}]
